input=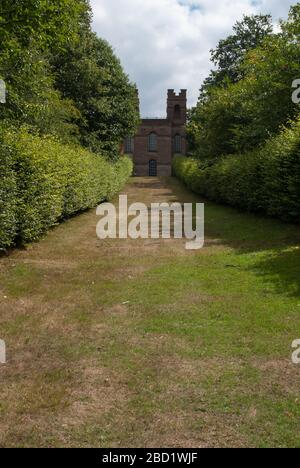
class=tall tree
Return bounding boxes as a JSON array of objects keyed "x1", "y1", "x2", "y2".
[
  {"x1": 200, "y1": 14, "x2": 273, "y2": 100},
  {"x1": 0, "y1": 0, "x2": 90, "y2": 52},
  {"x1": 0, "y1": 0, "x2": 140, "y2": 154},
  {"x1": 0, "y1": 0, "x2": 90, "y2": 142},
  {"x1": 188, "y1": 6, "x2": 300, "y2": 159},
  {"x1": 53, "y1": 31, "x2": 140, "y2": 157}
]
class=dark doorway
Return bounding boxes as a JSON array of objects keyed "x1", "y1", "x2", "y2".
[{"x1": 149, "y1": 159, "x2": 157, "y2": 177}]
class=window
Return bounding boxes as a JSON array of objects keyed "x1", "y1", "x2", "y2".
[
  {"x1": 125, "y1": 137, "x2": 134, "y2": 154},
  {"x1": 174, "y1": 134, "x2": 182, "y2": 154},
  {"x1": 174, "y1": 105, "x2": 181, "y2": 119},
  {"x1": 148, "y1": 133, "x2": 157, "y2": 152}
]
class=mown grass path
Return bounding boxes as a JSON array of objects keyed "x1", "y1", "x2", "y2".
[{"x1": 1, "y1": 177, "x2": 300, "y2": 448}]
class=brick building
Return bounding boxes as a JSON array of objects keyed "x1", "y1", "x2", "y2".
[{"x1": 125, "y1": 89, "x2": 187, "y2": 176}]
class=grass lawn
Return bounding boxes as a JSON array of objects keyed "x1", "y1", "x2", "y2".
[{"x1": 0, "y1": 177, "x2": 300, "y2": 448}]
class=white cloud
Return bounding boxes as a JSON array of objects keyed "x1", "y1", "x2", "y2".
[{"x1": 90, "y1": 0, "x2": 294, "y2": 116}]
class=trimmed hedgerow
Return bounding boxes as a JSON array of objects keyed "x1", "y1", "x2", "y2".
[
  {"x1": 173, "y1": 119, "x2": 300, "y2": 223},
  {"x1": 0, "y1": 131, "x2": 17, "y2": 249},
  {"x1": 0, "y1": 128, "x2": 132, "y2": 249}
]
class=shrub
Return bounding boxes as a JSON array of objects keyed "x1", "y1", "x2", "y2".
[
  {"x1": 0, "y1": 128, "x2": 132, "y2": 249},
  {"x1": 0, "y1": 129, "x2": 17, "y2": 249},
  {"x1": 173, "y1": 119, "x2": 300, "y2": 223}
]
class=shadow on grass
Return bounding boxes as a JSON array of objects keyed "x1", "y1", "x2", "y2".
[
  {"x1": 249, "y1": 247, "x2": 300, "y2": 298},
  {"x1": 169, "y1": 177, "x2": 300, "y2": 298}
]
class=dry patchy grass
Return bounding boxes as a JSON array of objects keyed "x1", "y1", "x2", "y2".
[{"x1": 1, "y1": 177, "x2": 300, "y2": 447}]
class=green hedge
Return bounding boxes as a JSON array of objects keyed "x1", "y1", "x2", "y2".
[
  {"x1": 0, "y1": 128, "x2": 132, "y2": 249},
  {"x1": 173, "y1": 119, "x2": 300, "y2": 223},
  {"x1": 0, "y1": 132, "x2": 17, "y2": 248}
]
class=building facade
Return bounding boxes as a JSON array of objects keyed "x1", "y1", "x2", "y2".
[{"x1": 125, "y1": 89, "x2": 187, "y2": 176}]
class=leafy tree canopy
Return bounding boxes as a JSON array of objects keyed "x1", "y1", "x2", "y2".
[
  {"x1": 188, "y1": 5, "x2": 300, "y2": 159},
  {"x1": 0, "y1": 0, "x2": 140, "y2": 157},
  {"x1": 200, "y1": 14, "x2": 273, "y2": 100},
  {"x1": 53, "y1": 31, "x2": 140, "y2": 156},
  {"x1": 0, "y1": 0, "x2": 90, "y2": 52}
]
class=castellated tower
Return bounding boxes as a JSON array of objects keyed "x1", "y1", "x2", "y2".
[
  {"x1": 167, "y1": 89, "x2": 187, "y2": 125},
  {"x1": 127, "y1": 89, "x2": 187, "y2": 177}
]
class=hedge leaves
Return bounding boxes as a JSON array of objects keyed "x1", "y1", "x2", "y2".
[{"x1": 0, "y1": 128, "x2": 133, "y2": 249}]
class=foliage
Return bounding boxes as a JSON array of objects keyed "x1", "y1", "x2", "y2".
[
  {"x1": 174, "y1": 117, "x2": 300, "y2": 223},
  {"x1": 188, "y1": 6, "x2": 300, "y2": 158},
  {"x1": 200, "y1": 14, "x2": 273, "y2": 99},
  {"x1": 0, "y1": 0, "x2": 137, "y2": 250},
  {"x1": 0, "y1": 130, "x2": 17, "y2": 249},
  {"x1": 0, "y1": 0, "x2": 139, "y2": 154},
  {"x1": 0, "y1": 0, "x2": 90, "y2": 52},
  {"x1": 52, "y1": 32, "x2": 140, "y2": 157},
  {"x1": 0, "y1": 40, "x2": 80, "y2": 144},
  {"x1": 0, "y1": 127, "x2": 133, "y2": 249}
]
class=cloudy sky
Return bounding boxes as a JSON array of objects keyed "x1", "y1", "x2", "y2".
[{"x1": 90, "y1": 0, "x2": 295, "y2": 116}]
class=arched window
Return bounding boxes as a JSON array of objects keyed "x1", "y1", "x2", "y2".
[
  {"x1": 174, "y1": 105, "x2": 181, "y2": 119},
  {"x1": 148, "y1": 133, "x2": 157, "y2": 152},
  {"x1": 125, "y1": 136, "x2": 134, "y2": 154},
  {"x1": 174, "y1": 134, "x2": 182, "y2": 154}
]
